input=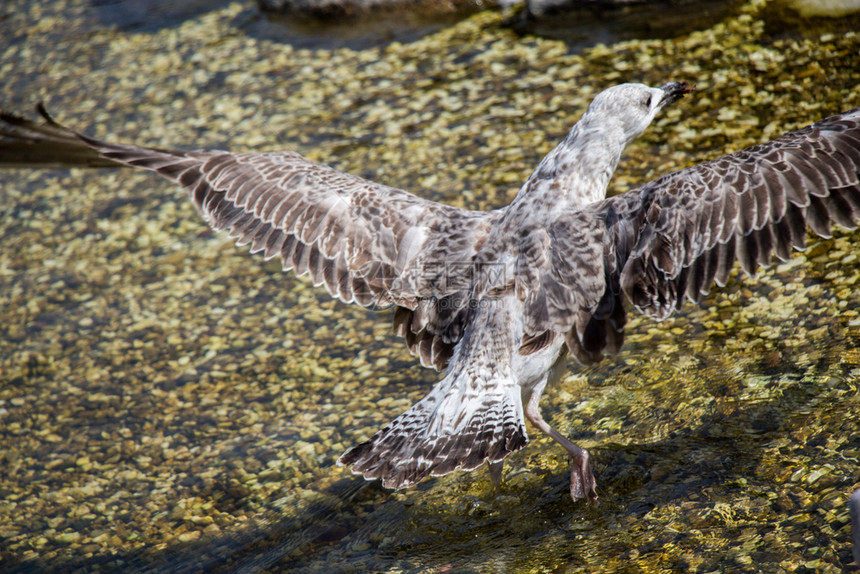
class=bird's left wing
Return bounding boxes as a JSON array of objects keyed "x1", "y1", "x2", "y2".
[{"x1": 0, "y1": 106, "x2": 495, "y2": 368}]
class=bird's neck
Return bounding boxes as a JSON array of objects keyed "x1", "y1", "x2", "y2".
[{"x1": 513, "y1": 116, "x2": 628, "y2": 209}]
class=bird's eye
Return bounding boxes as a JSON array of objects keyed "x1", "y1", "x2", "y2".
[{"x1": 642, "y1": 95, "x2": 653, "y2": 108}]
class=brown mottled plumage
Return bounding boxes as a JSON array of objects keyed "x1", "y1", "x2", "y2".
[{"x1": 3, "y1": 82, "x2": 859, "y2": 502}]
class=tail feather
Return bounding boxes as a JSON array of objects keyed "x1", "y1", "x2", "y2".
[{"x1": 338, "y1": 371, "x2": 528, "y2": 489}]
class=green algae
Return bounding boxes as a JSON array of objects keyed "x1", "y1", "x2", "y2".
[{"x1": 1, "y1": 0, "x2": 859, "y2": 571}]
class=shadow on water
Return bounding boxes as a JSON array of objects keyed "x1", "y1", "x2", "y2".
[
  {"x1": 74, "y1": 0, "x2": 860, "y2": 53},
  {"x1": 235, "y1": 9, "x2": 475, "y2": 51},
  {"x1": 83, "y1": 0, "x2": 744, "y2": 52},
  {"x1": 237, "y1": 0, "x2": 740, "y2": 52},
  {"x1": 81, "y1": 0, "x2": 481, "y2": 50},
  {"x1": 6, "y1": 350, "x2": 858, "y2": 572},
  {"x1": 87, "y1": 0, "x2": 236, "y2": 33},
  {"x1": 508, "y1": 0, "x2": 740, "y2": 49}
]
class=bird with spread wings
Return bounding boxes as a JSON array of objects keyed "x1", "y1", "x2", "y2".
[{"x1": 2, "y1": 81, "x2": 859, "y2": 502}]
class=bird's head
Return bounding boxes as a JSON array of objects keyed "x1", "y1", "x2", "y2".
[{"x1": 583, "y1": 81, "x2": 693, "y2": 145}]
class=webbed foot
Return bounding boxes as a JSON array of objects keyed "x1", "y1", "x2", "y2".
[{"x1": 569, "y1": 448, "x2": 598, "y2": 503}]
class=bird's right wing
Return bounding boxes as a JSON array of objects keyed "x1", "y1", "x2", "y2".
[
  {"x1": 606, "y1": 107, "x2": 860, "y2": 320},
  {"x1": 0, "y1": 106, "x2": 497, "y2": 369},
  {"x1": 516, "y1": 108, "x2": 860, "y2": 363}
]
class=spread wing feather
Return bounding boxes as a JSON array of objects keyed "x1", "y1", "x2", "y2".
[
  {"x1": 0, "y1": 106, "x2": 495, "y2": 370},
  {"x1": 609, "y1": 108, "x2": 860, "y2": 320},
  {"x1": 517, "y1": 108, "x2": 860, "y2": 364},
  {"x1": 5, "y1": 105, "x2": 860, "y2": 371}
]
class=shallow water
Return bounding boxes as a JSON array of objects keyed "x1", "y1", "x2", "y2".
[{"x1": 1, "y1": 0, "x2": 859, "y2": 572}]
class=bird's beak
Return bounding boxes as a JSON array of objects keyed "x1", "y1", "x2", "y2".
[{"x1": 658, "y1": 81, "x2": 694, "y2": 107}]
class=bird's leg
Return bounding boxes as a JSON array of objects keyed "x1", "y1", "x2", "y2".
[{"x1": 524, "y1": 389, "x2": 598, "y2": 503}]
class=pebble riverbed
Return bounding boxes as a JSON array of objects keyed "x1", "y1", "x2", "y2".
[{"x1": 1, "y1": 0, "x2": 859, "y2": 571}]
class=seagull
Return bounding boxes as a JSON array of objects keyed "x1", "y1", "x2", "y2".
[{"x1": 3, "y1": 82, "x2": 859, "y2": 502}]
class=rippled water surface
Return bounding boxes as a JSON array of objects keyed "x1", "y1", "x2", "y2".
[{"x1": 1, "y1": 0, "x2": 859, "y2": 572}]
